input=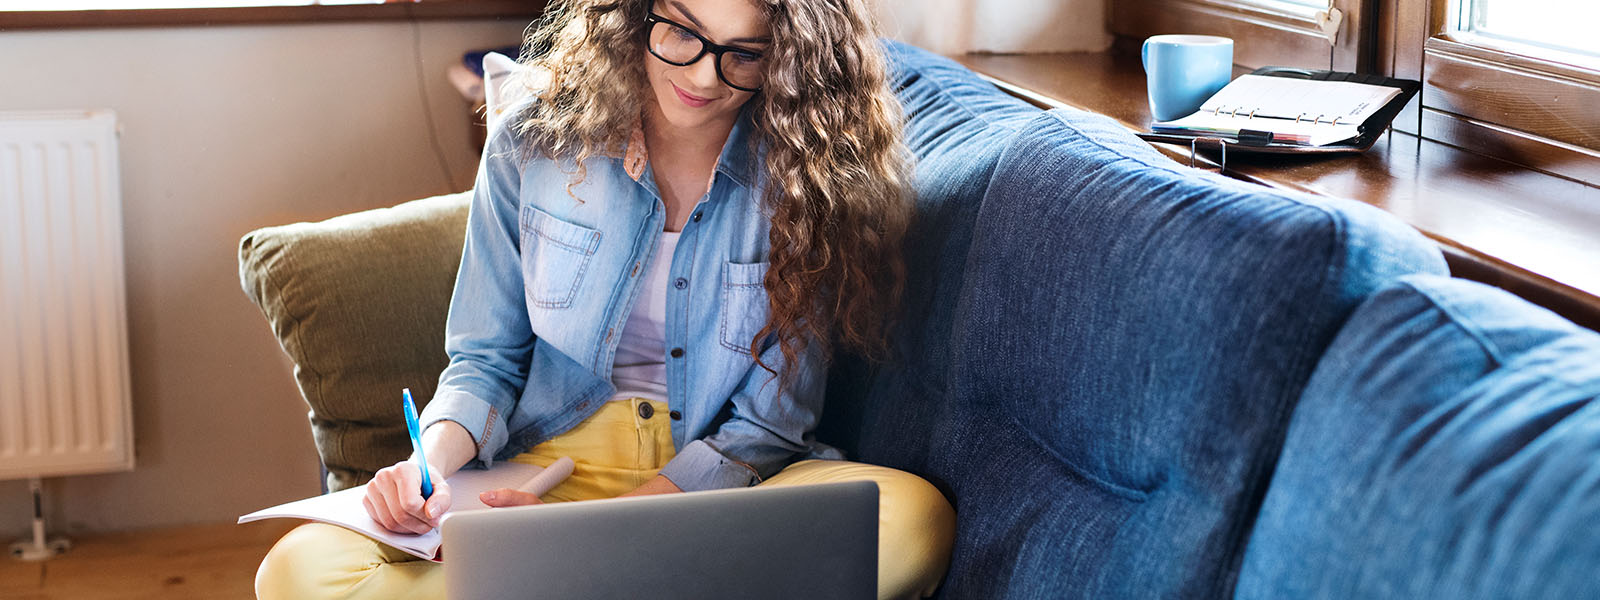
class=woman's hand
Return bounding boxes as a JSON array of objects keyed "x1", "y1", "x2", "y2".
[
  {"x1": 479, "y1": 487, "x2": 544, "y2": 508},
  {"x1": 363, "y1": 460, "x2": 453, "y2": 535},
  {"x1": 480, "y1": 472, "x2": 683, "y2": 508},
  {"x1": 360, "y1": 420, "x2": 474, "y2": 533},
  {"x1": 618, "y1": 474, "x2": 683, "y2": 498}
]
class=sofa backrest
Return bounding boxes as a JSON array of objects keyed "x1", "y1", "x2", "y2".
[
  {"x1": 1237, "y1": 274, "x2": 1600, "y2": 599},
  {"x1": 921, "y1": 107, "x2": 1446, "y2": 598},
  {"x1": 817, "y1": 40, "x2": 1042, "y2": 467}
]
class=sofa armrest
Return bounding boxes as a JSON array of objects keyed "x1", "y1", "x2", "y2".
[{"x1": 239, "y1": 192, "x2": 471, "y2": 492}]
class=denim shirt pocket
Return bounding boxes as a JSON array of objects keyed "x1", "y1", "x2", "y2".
[
  {"x1": 719, "y1": 260, "x2": 771, "y2": 356},
  {"x1": 519, "y1": 204, "x2": 602, "y2": 309}
]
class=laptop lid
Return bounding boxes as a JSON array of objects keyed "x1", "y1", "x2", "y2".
[{"x1": 442, "y1": 480, "x2": 878, "y2": 600}]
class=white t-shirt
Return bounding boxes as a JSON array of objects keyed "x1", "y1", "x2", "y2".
[{"x1": 608, "y1": 231, "x2": 679, "y2": 403}]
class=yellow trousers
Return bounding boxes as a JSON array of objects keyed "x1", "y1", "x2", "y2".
[{"x1": 256, "y1": 399, "x2": 956, "y2": 599}]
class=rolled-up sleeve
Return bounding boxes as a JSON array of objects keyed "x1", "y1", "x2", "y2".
[
  {"x1": 657, "y1": 338, "x2": 829, "y2": 492},
  {"x1": 419, "y1": 122, "x2": 530, "y2": 468}
]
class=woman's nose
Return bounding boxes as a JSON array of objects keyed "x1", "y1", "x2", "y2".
[{"x1": 685, "y1": 54, "x2": 721, "y2": 91}]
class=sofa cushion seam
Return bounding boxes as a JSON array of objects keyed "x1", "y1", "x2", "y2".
[{"x1": 1403, "y1": 280, "x2": 1510, "y2": 369}]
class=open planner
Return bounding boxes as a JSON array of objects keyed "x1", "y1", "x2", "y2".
[{"x1": 1138, "y1": 67, "x2": 1421, "y2": 154}]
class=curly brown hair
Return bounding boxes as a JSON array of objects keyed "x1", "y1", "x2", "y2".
[{"x1": 508, "y1": 0, "x2": 911, "y2": 388}]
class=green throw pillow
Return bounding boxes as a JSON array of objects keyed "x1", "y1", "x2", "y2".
[{"x1": 239, "y1": 192, "x2": 471, "y2": 492}]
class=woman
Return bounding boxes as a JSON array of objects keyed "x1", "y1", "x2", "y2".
[{"x1": 256, "y1": 0, "x2": 954, "y2": 597}]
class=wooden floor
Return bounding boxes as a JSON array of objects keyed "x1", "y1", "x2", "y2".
[{"x1": 0, "y1": 520, "x2": 297, "y2": 600}]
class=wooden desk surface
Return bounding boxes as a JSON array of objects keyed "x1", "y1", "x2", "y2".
[{"x1": 954, "y1": 51, "x2": 1600, "y2": 330}]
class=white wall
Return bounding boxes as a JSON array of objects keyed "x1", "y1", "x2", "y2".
[
  {"x1": 0, "y1": 18, "x2": 528, "y2": 535},
  {"x1": 873, "y1": 0, "x2": 1112, "y2": 54}
]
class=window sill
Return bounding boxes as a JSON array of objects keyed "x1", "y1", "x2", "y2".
[
  {"x1": 0, "y1": 1, "x2": 545, "y2": 30},
  {"x1": 954, "y1": 49, "x2": 1600, "y2": 331}
]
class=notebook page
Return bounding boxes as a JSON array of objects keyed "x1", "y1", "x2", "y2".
[
  {"x1": 238, "y1": 458, "x2": 574, "y2": 562},
  {"x1": 1195, "y1": 75, "x2": 1401, "y2": 125}
]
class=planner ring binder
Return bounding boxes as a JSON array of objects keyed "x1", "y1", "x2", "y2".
[
  {"x1": 1138, "y1": 67, "x2": 1421, "y2": 155},
  {"x1": 1211, "y1": 106, "x2": 1347, "y2": 127}
]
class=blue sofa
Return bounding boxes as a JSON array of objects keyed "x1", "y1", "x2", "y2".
[
  {"x1": 240, "y1": 41, "x2": 1600, "y2": 598},
  {"x1": 813, "y1": 42, "x2": 1600, "y2": 598}
]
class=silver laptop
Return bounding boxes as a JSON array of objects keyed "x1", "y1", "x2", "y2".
[{"x1": 441, "y1": 480, "x2": 878, "y2": 600}]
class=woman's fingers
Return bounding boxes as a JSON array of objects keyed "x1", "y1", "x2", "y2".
[
  {"x1": 390, "y1": 505, "x2": 434, "y2": 535},
  {"x1": 423, "y1": 479, "x2": 453, "y2": 527},
  {"x1": 481, "y1": 487, "x2": 544, "y2": 508},
  {"x1": 365, "y1": 463, "x2": 437, "y2": 534},
  {"x1": 367, "y1": 485, "x2": 427, "y2": 534},
  {"x1": 389, "y1": 463, "x2": 429, "y2": 522},
  {"x1": 363, "y1": 492, "x2": 398, "y2": 532}
]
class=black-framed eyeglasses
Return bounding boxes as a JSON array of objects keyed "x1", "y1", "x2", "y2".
[{"x1": 645, "y1": 12, "x2": 765, "y2": 93}]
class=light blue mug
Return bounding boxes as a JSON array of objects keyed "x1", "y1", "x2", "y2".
[{"x1": 1141, "y1": 35, "x2": 1234, "y2": 122}]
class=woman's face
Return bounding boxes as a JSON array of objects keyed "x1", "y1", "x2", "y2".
[{"x1": 644, "y1": 0, "x2": 770, "y2": 131}]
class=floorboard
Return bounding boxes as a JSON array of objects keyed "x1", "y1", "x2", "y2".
[{"x1": 0, "y1": 520, "x2": 297, "y2": 600}]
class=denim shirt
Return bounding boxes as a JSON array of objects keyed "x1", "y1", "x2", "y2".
[{"x1": 420, "y1": 106, "x2": 841, "y2": 492}]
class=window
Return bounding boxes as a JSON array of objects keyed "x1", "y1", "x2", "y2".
[
  {"x1": 1458, "y1": 0, "x2": 1598, "y2": 65},
  {"x1": 1390, "y1": 0, "x2": 1600, "y2": 186}
]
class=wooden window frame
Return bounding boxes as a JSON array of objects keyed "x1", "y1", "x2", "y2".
[
  {"x1": 1108, "y1": 0, "x2": 1379, "y2": 72},
  {"x1": 0, "y1": 0, "x2": 545, "y2": 29},
  {"x1": 1387, "y1": 0, "x2": 1600, "y2": 187}
]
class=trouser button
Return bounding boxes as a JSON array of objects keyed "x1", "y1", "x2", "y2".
[{"x1": 638, "y1": 402, "x2": 655, "y2": 419}]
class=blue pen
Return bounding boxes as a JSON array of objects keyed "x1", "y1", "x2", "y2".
[{"x1": 402, "y1": 388, "x2": 434, "y2": 499}]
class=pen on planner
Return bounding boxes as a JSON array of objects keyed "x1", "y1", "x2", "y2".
[
  {"x1": 402, "y1": 388, "x2": 434, "y2": 499},
  {"x1": 1236, "y1": 129, "x2": 1274, "y2": 146}
]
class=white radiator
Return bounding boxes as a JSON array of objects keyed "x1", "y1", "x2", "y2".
[{"x1": 0, "y1": 110, "x2": 134, "y2": 481}]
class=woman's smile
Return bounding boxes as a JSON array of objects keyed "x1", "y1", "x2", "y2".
[{"x1": 671, "y1": 82, "x2": 715, "y2": 108}]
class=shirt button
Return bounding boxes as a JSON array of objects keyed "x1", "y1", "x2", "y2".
[
  {"x1": 670, "y1": 347, "x2": 684, "y2": 358},
  {"x1": 669, "y1": 410, "x2": 682, "y2": 421},
  {"x1": 674, "y1": 277, "x2": 688, "y2": 289},
  {"x1": 638, "y1": 402, "x2": 655, "y2": 420},
  {"x1": 691, "y1": 212, "x2": 702, "y2": 222}
]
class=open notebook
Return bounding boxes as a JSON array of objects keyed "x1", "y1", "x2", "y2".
[
  {"x1": 1144, "y1": 68, "x2": 1418, "y2": 152},
  {"x1": 239, "y1": 457, "x2": 574, "y2": 562}
]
